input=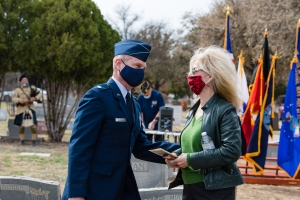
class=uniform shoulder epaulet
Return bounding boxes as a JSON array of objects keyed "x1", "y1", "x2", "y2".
[
  {"x1": 133, "y1": 96, "x2": 138, "y2": 101},
  {"x1": 94, "y1": 83, "x2": 110, "y2": 92}
]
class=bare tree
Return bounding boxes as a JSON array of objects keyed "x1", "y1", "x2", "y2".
[
  {"x1": 174, "y1": 0, "x2": 300, "y2": 88},
  {"x1": 132, "y1": 21, "x2": 175, "y2": 92},
  {"x1": 108, "y1": 4, "x2": 141, "y2": 40}
]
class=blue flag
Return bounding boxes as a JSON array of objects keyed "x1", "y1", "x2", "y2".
[
  {"x1": 296, "y1": 22, "x2": 300, "y2": 119},
  {"x1": 277, "y1": 60, "x2": 300, "y2": 178},
  {"x1": 224, "y1": 14, "x2": 234, "y2": 62},
  {"x1": 297, "y1": 23, "x2": 300, "y2": 62}
]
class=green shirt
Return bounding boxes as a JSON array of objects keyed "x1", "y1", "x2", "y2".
[{"x1": 181, "y1": 116, "x2": 204, "y2": 184}]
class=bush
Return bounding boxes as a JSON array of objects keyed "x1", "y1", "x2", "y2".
[{"x1": 275, "y1": 83, "x2": 286, "y2": 98}]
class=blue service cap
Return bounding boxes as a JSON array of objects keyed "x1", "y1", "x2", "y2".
[{"x1": 114, "y1": 40, "x2": 152, "y2": 62}]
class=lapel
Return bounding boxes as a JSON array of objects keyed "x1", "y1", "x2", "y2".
[{"x1": 107, "y1": 78, "x2": 132, "y2": 128}]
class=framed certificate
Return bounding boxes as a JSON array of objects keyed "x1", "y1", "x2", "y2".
[{"x1": 149, "y1": 148, "x2": 178, "y2": 158}]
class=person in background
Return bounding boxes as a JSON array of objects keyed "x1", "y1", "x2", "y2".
[
  {"x1": 165, "y1": 46, "x2": 244, "y2": 200},
  {"x1": 62, "y1": 40, "x2": 179, "y2": 200},
  {"x1": 12, "y1": 73, "x2": 42, "y2": 146},
  {"x1": 138, "y1": 81, "x2": 165, "y2": 141}
]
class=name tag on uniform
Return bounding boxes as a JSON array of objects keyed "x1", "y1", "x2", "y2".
[
  {"x1": 152, "y1": 101, "x2": 157, "y2": 105},
  {"x1": 115, "y1": 118, "x2": 126, "y2": 122}
]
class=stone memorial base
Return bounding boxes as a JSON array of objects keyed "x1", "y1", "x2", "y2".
[
  {"x1": 132, "y1": 156, "x2": 168, "y2": 188},
  {"x1": 139, "y1": 187, "x2": 183, "y2": 200},
  {"x1": 0, "y1": 176, "x2": 61, "y2": 200},
  {"x1": 1, "y1": 119, "x2": 44, "y2": 141}
]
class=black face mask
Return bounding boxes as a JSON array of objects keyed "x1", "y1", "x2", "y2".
[{"x1": 120, "y1": 60, "x2": 144, "y2": 87}]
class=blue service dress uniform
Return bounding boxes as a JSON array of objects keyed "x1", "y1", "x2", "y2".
[{"x1": 62, "y1": 78, "x2": 179, "y2": 200}]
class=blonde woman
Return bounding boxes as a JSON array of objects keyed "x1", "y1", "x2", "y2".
[{"x1": 165, "y1": 46, "x2": 244, "y2": 200}]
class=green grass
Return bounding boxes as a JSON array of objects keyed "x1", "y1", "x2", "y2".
[
  {"x1": 3, "y1": 156, "x2": 11, "y2": 167},
  {"x1": 0, "y1": 142, "x2": 69, "y2": 191},
  {"x1": 10, "y1": 170, "x2": 25, "y2": 176}
]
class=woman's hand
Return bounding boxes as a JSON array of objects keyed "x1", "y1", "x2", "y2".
[
  {"x1": 174, "y1": 153, "x2": 188, "y2": 168},
  {"x1": 165, "y1": 153, "x2": 188, "y2": 169}
]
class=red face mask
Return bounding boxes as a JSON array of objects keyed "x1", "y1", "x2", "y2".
[{"x1": 187, "y1": 76, "x2": 206, "y2": 95}]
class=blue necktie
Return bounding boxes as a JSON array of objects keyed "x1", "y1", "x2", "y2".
[{"x1": 126, "y1": 92, "x2": 134, "y2": 128}]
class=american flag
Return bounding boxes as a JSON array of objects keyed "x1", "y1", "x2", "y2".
[{"x1": 224, "y1": 13, "x2": 234, "y2": 62}]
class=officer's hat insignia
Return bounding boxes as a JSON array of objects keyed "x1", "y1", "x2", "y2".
[{"x1": 141, "y1": 81, "x2": 150, "y2": 94}]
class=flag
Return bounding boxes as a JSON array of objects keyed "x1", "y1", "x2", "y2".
[
  {"x1": 245, "y1": 32, "x2": 276, "y2": 175},
  {"x1": 241, "y1": 57, "x2": 264, "y2": 148},
  {"x1": 296, "y1": 20, "x2": 300, "y2": 120},
  {"x1": 248, "y1": 61, "x2": 258, "y2": 94},
  {"x1": 297, "y1": 20, "x2": 300, "y2": 62},
  {"x1": 237, "y1": 51, "x2": 249, "y2": 119},
  {"x1": 277, "y1": 59, "x2": 300, "y2": 178},
  {"x1": 277, "y1": 19, "x2": 300, "y2": 179},
  {"x1": 223, "y1": 6, "x2": 234, "y2": 62}
]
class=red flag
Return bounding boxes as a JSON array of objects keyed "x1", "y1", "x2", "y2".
[{"x1": 241, "y1": 57, "x2": 265, "y2": 149}]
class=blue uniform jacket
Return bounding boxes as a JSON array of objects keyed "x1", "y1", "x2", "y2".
[{"x1": 62, "y1": 78, "x2": 179, "y2": 200}]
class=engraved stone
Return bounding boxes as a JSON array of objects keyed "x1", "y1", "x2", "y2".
[
  {"x1": 132, "y1": 156, "x2": 168, "y2": 188},
  {"x1": 139, "y1": 187, "x2": 183, "y2": 200},
  {"x1": 0, "y1": 109, "x2": 7, "y2": 121},
  {"x1": 0, "y1": 176, "x2": 61, "y2": 200},
  {"x1": 2, "y1": 119, "x2": 44, "y2": 141}
]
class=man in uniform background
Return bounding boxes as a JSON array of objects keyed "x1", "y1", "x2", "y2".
[
  {"x1": 62, "y1": 40, "x2": 179, "y2": 200},
  {"x1": 138, "y1": 81, "x2": 165, "y2": 141},
  {"x1": 12, "y1": 73, "x2": 42, "y2": 146}
]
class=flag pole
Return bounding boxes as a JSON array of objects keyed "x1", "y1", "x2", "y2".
[
  {"x1": 223, "y1": 5, "x2": 233, "y2": 49},
  {"x1": 259, "y1": 53, "x2": 263, "y2": 106},
  {"x1": 294, "y1": 19, "x2": 300, "y2": 55},
  {"x1": 291, "y1": 20, "x2": 299, "y2": 69},
  {"x1": 270, "y1": 50, "x2": 279, "y2": 120},
  {"x1": 263, "y1": 25, "x2": 268, "y2": 37},
  {"x1": 238, "y1": 50, "x2": 244, "y2": 78}
]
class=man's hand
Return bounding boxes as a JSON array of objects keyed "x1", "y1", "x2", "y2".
[
  {"x1": 148, "y1": 120, "x2": 156, "y2": 130},
  {"x1": 19, "y1": 99, "x2": 24, "y2": 103},
  {"x1": 30, "y1": 97, "x2": 36, "y2": 102},
  {"x1": 164, "y1": 153, "x2": 178, "y2": 169},
  {"x1": 165, "y1": 157, "x2": 178, "y2": 169},
  {"x1": 68, "y1": 198, "x2": 85, "y2": 200}
]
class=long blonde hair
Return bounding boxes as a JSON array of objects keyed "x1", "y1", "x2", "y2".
[{"x1": 190, "y1": 46, "x2": 239, "y2": 110}]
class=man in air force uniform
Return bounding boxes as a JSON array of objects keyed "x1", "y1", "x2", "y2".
[{"x1": 62, "y1": 40, "x2": 179, "y2": 200}]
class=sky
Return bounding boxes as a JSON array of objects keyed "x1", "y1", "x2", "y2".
[{"x1": 92, "y1": 0, "x2": 215, "y2": 30}]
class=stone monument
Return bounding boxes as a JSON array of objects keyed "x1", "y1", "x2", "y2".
[
  {"x1": 132, "y1": 156, "x2": 168, "y2": 188},
  {"x1": 0, "y1": 176, "x2": 61, "y2": 200}
]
